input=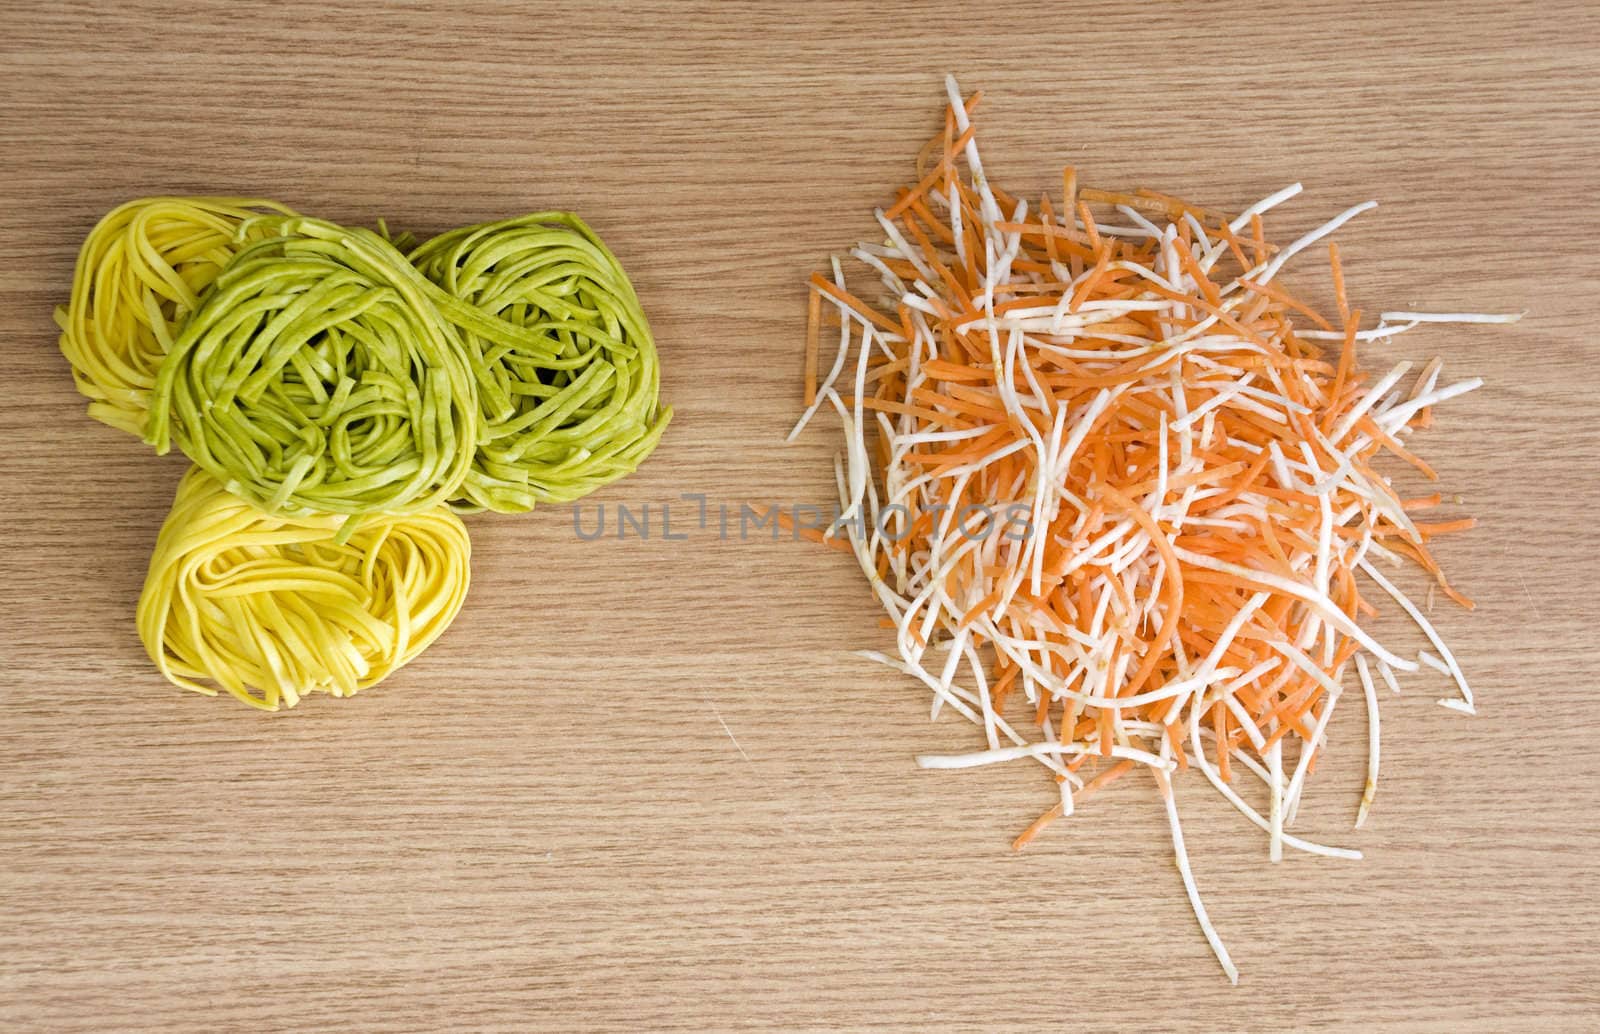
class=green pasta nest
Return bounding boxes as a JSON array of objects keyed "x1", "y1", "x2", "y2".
[
  {"x1": 144, "y1": 216, "x2": 481, "y2": 517},
  {"x1": 411, "y1": 213, "x2": 671, "y2": 513}
]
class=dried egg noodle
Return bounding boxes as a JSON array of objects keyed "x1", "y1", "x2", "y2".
[
  {"x1": 55, "y1": 197, "x2": 296, "y2": 436},
  {"x1": 138, "y1": 467, "x2": 470, "y2": 711}
]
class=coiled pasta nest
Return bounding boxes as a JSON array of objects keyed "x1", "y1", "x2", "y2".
[
  {"x1": 55, "y1": 196, "x2": 295, "y2": 435},
  {"x1": 138, "y1": 467, "x2": 471, "y2": 711},
  {"x1": 143, "y1": 216, "x2": 481, "y2": 518},
  {"x1": 411, "y1": 213, "x2": 670, "y2": 513}
]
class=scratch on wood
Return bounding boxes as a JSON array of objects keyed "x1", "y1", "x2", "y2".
[{"x1": 708, "y1": 700, "x2": 751, "y2": 761}]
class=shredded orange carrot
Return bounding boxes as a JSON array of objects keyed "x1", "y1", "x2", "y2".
[
  {"x1": 1329, "y1": 242, "x2": 1350, "y2": 324},
  {"x1": 1012, "y1": 758, "x2": 1136, "y2": 851}
]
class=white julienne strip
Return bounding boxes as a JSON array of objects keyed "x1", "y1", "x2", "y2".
[
  {"x1": 962, "y1": 636, "x2": 1000, "y2": 750},
  {"x1": 904, "y1": 656, "x2": 1079, "y2": 782},
  {"x1": 1171, "y1": 373, "x2": 1255, "y2": 432},
  {"x1": 1268, "y1": 734, "x2": 1284, "y2": 862},
  {"x1": 1379, "y1": 311, "x2": 1524, "y2": 324},
  {"x1": 833, "y1": 317, "x2": 875, "y2": 523},
  {"x1": 1377, "y1": 659, "x2": 1404, "y2": 695},
  {"x1": 1227, "y1": 182, "x2": 1304, "y2": 233},
  {"x1": 1298, "y1": 321, "x2": 1420, "y2": 342},
  {"x1": 1282, "y1": 674, "x2": 1340, "y2": 827},
  {"x1": 947, "y1": 174, "x2": 965, "y2": 267},
  {"x1": 900, "y1": 292, "x2": 944, "y2": 319},
  {"x1": 1237, "y1": 382, "x2": 1312, "y2": 416},
  {"x1": 852, "y1": 246, "x2": 908, "y2": 293},
  {"x1": 960, "y1": 300, "x2": 1172, "y2": 334},
  {"x1": 1373, "y1": 377, "x2": 1484, "y2": 435},
  {"x1": 1186, "y1": 703, "x2": 1362, "y2": 860},
  {"x1": 1308, "y1": 442, "x2": 1334, "y2": 599},
  {"x1": 1358, "y1": 558, "x2": 1474, "y2": 712},
  {"x1": 858, "y1": 652, "x2": 1077, "y2": 784},
  {"x1": 1038, "y1": 702, "x2": 1073, "y2": 815},
  {"x1": 876, "y1": 208, "x2": 938, "y2": 284},
  {"x1": 831, "y1": 453, "x2": 912, "y2": 624},
  {"x1": 1355, "y1": 654, "x2": 1381, "y2": 828},
  {"x1": 945, "y1": 74, "x2": 1002, "y2": 233},
  {"x1": 1175, "y1": 546, "x2": 1418, "y2": 672},
  {"x1": 1248, "y1": 201, "x2": 1378, "y2": 287},
  {"x1": 915, "y1": 740, "x2": 1171, "y2": 771},
  {"x1": 1283, "y1": 629, "x2": 1335, "y2": 694},
  {"x1": 1182, "y1": 211, "x2": 1214, "y2": 252},
  {"x1": 1155, "y1": 766, "x2": 1239, "y2": 985},
  {"x1": 1195, "y1": 590, "x2": 1270, "y2": 685},
  {"x1": 1117, "y1": 204, "x2": 1166, "y2": 240},
  {"x1": 1329, "y1": 360, "x2": 1413, "y2": 442},
  {"x1": 1149, "y1": 409, "x2": 1169, "y2": 516},
  {"x1": 928, "y1": 437, "x2": 1033, "y2": 482}
]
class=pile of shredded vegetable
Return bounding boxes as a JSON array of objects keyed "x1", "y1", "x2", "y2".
[{"x1": 790, "y1": 77, "x2": 1519, "y2": 982}]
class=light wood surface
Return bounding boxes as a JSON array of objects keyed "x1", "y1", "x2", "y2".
[{"x1": 3, "y1": 2, "x2": 1599, "y2": 1030}]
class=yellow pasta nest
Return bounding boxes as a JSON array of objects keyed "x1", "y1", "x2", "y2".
[
  {"x1": 137, "y1": 467, "x2": 471, "y2": 711},
  {"x1": 55, "y1": 197, "x2": 295, "y2": 436}
]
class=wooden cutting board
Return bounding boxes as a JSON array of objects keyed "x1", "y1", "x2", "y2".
[{"x1": 3, "y1": 2, "x2": 1597, "y2": 1030}]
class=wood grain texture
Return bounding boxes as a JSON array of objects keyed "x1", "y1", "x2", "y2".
[{"x1": 2, "y1": 1, "x2": 1598, "y2": 1030}]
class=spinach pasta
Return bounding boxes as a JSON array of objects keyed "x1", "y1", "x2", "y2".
[
  {"x1": 144, "y1": 216, "x2": 481, "y2": 518},
  {"x1": 410, "y1": 213, "x2": 670, "y2": 512}
]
